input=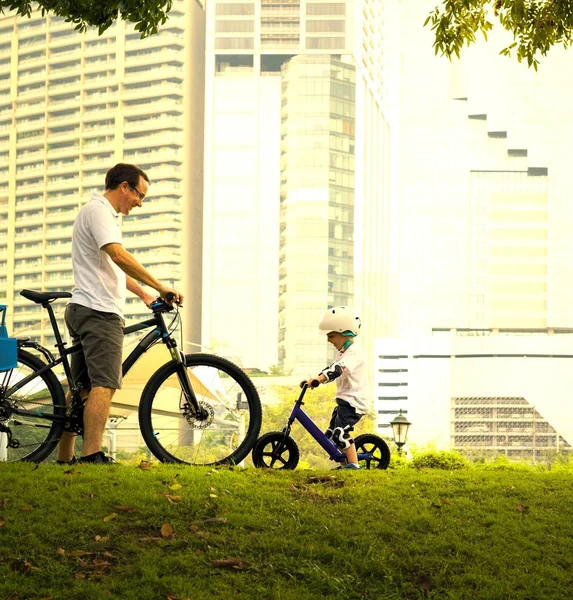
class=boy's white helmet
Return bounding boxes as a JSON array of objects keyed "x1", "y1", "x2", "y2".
[{"x1": 318, "y1": 306, "x2": 361, "y2": 336}]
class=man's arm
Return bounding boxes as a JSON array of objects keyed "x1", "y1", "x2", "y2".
[
  {"x1": 102, "y1": 243, "x2": 184, "y2": 305},
  {"x1": 126, "y1": 275, "x2": 156, "y2": 307}
]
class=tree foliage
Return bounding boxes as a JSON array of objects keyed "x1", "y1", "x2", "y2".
[
  {"x1": 426, "y1": 0, "x2": 573, "y2": 69},
  {"x1": 0, "y1": 0, "x2": 173, "y2": 37}
]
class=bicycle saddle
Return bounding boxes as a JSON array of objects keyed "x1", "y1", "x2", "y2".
[{"x1": 20, "y1": 289, "x2": 72, "y2": 303}]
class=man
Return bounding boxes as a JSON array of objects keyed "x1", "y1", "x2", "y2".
[{"x1": 57, "y1": 163, "x2": 183, "y2": 464}]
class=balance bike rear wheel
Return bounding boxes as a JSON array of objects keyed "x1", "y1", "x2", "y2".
[
  {"x1": 354, "y1": 434, "x2": 391, "y2": 470},
  {"x1": 252, "y1": 431, "x2": 299, "y2": 470}
]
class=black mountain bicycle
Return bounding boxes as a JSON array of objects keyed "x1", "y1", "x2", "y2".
[{"x1": 0, "y1": 290, "x2": 261, "y2": 465}]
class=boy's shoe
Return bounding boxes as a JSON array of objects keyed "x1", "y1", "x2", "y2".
[
  {"x1": 56, "y1": 457, "x2": 77, "y2": 466},
  {"x1": 77, "y1": 451, "x2": 116, "y2": 465},
  {"x1": 343, "y1": 463, "x2": 362, "y2": 470}
]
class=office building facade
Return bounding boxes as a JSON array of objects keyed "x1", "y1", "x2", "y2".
[{"x1": 204, "y1": 0, "x2": 394, "y2": 380}]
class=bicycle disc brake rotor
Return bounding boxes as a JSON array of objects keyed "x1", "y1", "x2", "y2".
[{"x1": 184, "y1": 400, "x2": 215, "y2": 429}]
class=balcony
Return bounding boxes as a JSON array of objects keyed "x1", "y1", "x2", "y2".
[
  {"x1": 123, "y1": 65, "x2": 183, "y2": 85},
  {"x1": 121, "y1": 82, "x2": 183, "y2": 101},
  {"x1": 46, "y1": 176, "x2": 80, "y2": 190},
  {"x1": 19, "y1": 35, "x2": 47, "y2": 50},
  {"x1": 48, "y1": 46, "x2": 81, "y2": 62},
  {"x1": 45, "y1": 144, "x2": 80, "y2": 158},
  {"x1": 48, "y1": 93, "x2": 81, "y2": 107},
  {"x1": 47, "y1": 127, "x2": 80, "y2": 139}
]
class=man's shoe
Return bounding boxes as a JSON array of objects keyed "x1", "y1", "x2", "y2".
[
  {"x1": 57, "y1": 456, "x2": 77, "y2": 465},
  {"x1": 78, "y1": 451, "x2": 116, "y2": 465},
  {"x1": 343, "y1": 463, "x2": 362, "y2": 470}
]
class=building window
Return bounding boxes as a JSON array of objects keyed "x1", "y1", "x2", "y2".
[
  {"x1": 216, "y1": 20, "x2": 255, "y2": 32},
  {"x1": 306, "y1": 3, "x2": 345, "y2": 15},
  {"x1": 215, "y1": 37, "x2": 255, "y2": 50},
  {"x1": 216, "y1": 3, "x2": 255, "y2": 16},
  {"x1": 306, "y1": 36, "x2": 345, "y2": 50},
  {"x1": 306, "y1": 20, "x2": 345, "y2": 32}
]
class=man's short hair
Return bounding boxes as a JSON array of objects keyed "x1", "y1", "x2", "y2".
[{"x1": 105, "y1": 163, "x2": 150, "y2": 191}]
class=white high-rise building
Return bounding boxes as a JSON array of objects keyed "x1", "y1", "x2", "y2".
[
  {"x1": 375, "y1": 0, "x2": 573, "y2": 439},
  {"x1": 394, "y1": 0, "x2": 573, "y2": 337},
  {"x1": 0, "y1": 1, "x2": 205, "y2": 347},
  {"x1": 204, "y1": 0, "x2": 395, "y2": 380}
]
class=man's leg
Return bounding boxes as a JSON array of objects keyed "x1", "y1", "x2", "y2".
[
  {"x1": 57, "y1": 389, "x2": 89, "y2": 462},
  {"x1": 82, "y1": 386, "x2": 116, "y2": 457}
]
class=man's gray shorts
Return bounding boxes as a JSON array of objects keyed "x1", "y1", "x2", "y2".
[{"x1": 65, "y1": 303, "x2": 124, "y2": 390}]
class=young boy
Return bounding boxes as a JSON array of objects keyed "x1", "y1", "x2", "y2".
[{"x1": 303, "y1": 306, "x2": 368, "y2": 470}]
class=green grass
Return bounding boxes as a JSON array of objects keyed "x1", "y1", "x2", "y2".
[{"x1": 1, "y1": 462, "x2": 573, "y2": 600}]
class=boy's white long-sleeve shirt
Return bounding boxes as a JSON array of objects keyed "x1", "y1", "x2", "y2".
[{"x1": 320, "y1": 342, "x2": 369, "y2": 414}]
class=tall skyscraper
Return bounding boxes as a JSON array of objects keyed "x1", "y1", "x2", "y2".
[
  {"x1": 278, "y1": 55, "x2": 356, "y2": 374},
  {"x1": 375, "y1": 0, "x2": 573, "y2": 439},
  {"x1": 204, "y1": 0, "x2": 393, "y2": 379},
  {"x1": 394, "y1": 0, "x2": 573, "y2": 337},
  {"x1": 0, "y1": 1, "x2": 205, "y2": 347}
]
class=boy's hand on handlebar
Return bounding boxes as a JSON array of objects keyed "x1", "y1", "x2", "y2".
[
  {"x1": 301, "y1": 378, "x2": 321, "y2": 389},
  {"x1": 159, "y1": 287, "x2": 184, "y2": 307}
]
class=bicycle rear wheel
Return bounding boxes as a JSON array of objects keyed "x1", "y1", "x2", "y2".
[
  {"x1": 0, "y1": 349, "x2": 66, "y2": 462},
  {"x1": 139, "y1": 353, "x2": 262, "y2": 465}
]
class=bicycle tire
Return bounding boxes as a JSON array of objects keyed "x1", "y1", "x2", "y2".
[
  {"x1": 252, "y1": 431, "x2": 300, "y2": 470},
  {"x1": 354, "y1": 433, "x2": 391, "y2": 470},
  {"x1": 0, "y1": 349, "x2": 66, "y2": 463},
  {"x1": 139, "y1": 353, "x2": 262, "y2": 466}
]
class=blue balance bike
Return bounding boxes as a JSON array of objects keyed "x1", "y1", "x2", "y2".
[{"x1": 252, "y1": 381, "x2": 391, "y2": 470}]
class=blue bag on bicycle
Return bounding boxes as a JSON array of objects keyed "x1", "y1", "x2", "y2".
[{"x1": 0, "y1": 305, "x2": 17, "y2": 372}]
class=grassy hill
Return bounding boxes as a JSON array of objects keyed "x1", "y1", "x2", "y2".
[{"x1": 1, "y1": 461, "x2": 573, "y2": 600}]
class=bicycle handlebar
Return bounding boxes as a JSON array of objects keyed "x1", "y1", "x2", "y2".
[
  {"x1": 299, "y1": 379, "x2": 320, "y2": 389},
  {"x1": 149, "y1": 292, "x2": 182, "y2": 314}
]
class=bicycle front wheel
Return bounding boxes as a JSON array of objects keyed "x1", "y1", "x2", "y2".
[
  {"x1": 139, "y1": 353, "x2": 262, "y2": 465},
  {"x1": 0, "y1": 349, "x2": 66, "y2": 462}
]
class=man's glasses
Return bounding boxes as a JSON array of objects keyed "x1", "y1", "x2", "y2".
[{"x1": 130, "y1": 185, "x2": 145, "y2": 201}]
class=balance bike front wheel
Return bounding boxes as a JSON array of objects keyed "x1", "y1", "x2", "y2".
[
  {"x1": 354, "y1": 434, "x2": 391, "y2": 470},
  {"x1": 252, "y1": 431, "x2": 299, "y2": 470}
]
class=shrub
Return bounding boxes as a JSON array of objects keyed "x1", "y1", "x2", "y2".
[{"x1": 410, "y1": 449, "x2": 470, "y2": 470}]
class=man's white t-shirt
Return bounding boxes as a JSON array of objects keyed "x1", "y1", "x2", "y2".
[
  {"x1": 320, "y1": 342, "x2": 369, "y2": 414},
  {"x1": 70, "y1": 193, "x2": 126, "y2": 317}
]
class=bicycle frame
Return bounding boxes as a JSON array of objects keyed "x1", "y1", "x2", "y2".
[
  {"x1": 4, "y1": 300, "x2": 200, "y2": 425},
  {"x1": 285, "y1": 385, "x2": 373, "y2": 464}
]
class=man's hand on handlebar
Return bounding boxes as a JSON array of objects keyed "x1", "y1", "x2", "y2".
[{"x1": 159, "y1": 287, "x2": 184, "y2": 307}]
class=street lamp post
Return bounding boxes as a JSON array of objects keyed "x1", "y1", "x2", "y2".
[{"x1": 390, "y1": 410, "x2": 411, "y2": 456}]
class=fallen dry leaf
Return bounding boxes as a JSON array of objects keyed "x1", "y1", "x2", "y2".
[
  {"x1": 19, "y1": 505, "x2": 33, "y2": 512},
  {"x1": 68, "y1": 550, "x2": 94, "y2": 558},
  {"x1": 203, "y1": 517, "x2": 228, "y2": 525},
  {"x1": 516, "y1": 505, "x2": 530, "y2": 513},
  {"x1": 138, "y1": 460, "x2": 153, "y2": 470},
  {"x1": 140, "y1": 536, "x2": 162, "y2": 542},
  {"x1": 0, "y1": 518, "x2": 5, "y2": 527},
  {"x1": 11, "y1": 559, "x2": 38, "y2": 575},
  {"x1": 170, "y1": 483, "x2": 182, "y2": 491},
  {"x1": 103, "y1": 513, "x2": 118, "y2": 523},
  {"x1": 161, "y1": 522, "x2": 174, "y2": 538},
  {"x1": 95, "y1": 535, "x2": 110, "y2": 543},
  {"x1": 56, "y1": 548, "x2": 65, "y2": 556},
  {"x1": 112, "y1": 505, "x2": 138, "y2": 513},
  {"x1": 209, "y1": 494, "x2": 218, "y2": 498},
  {"x1": 210, "y1": 558, "x2": 249, "y2": 570}
]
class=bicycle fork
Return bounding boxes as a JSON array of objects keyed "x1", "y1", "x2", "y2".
[{"x1": 164, "y1": 338, "x2": 207, "y2": 420}]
